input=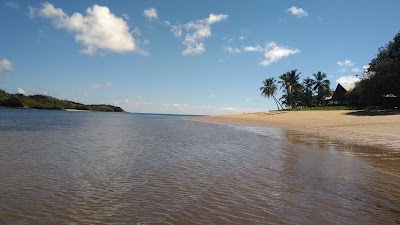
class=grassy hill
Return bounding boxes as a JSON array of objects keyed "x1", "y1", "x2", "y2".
[{"x1": 0, "y1": 89, "x2": 124, "y2": 112}]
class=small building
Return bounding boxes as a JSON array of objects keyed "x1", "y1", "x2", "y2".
[{"x1": 330, "y1": 83, "x2": 355, "y2": 105}]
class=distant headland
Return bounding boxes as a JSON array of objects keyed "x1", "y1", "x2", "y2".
[{"x1": 0, "y1": 89, "x2": 124, "y2": 112}]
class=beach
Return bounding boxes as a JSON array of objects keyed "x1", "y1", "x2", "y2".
[{"x1": 191, "y1": 110, "x2": 400, "y2": 150}]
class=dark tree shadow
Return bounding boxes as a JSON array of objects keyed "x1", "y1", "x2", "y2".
[
  {"x1": 345, "y1": 109, "x2": 400, "y2": 116},
  {"x1": 248, "y1": 111, "x2": 288, "y2": 116}
]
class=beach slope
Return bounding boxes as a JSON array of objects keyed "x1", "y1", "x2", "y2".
[{"x1": 191, "y1": 110, "x2": 400, "y2": 150}]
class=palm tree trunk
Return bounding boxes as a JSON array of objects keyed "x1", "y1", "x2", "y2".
[
  {"x1": 273, "y1": 96, "x2": 283, "y2": 110},
  {"x1": 273, "y1": 98, "x2": 280, "y2": 110}
]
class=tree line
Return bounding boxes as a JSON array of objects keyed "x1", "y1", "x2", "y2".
[
  {"x1": 261, "y1": 31, "x2": 399, "y2": 110},
  {"x1": 260, "y1": 70, "x2": 332, "y2": 110},
  {"x1": 0, "y1": 89, "x2": 124, "y2": 112},
  {"x1": 348, "y1": 31, "x2": 400, "y2": 109}
]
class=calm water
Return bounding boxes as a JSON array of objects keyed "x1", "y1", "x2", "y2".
[{"x1": 0, "y1": 109, "x2": 399, "y2": 224}]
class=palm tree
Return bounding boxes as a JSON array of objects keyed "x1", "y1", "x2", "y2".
[
  {"x1": 313, "y1": 71, "x2": 331, "y2": 105},
  {"x1": 260, "y1": 78, "x2": 283, "y2": 110},
  {"x1": 279, "y1": 70, "x2": 302, "y2": 108},
  {"x1": 287, "y1": 70, "x2": 303, "y2": 107},
  {"x1": 303, "y1": 77, "x2": 315, "y2": 107},
  {"x1": 278, "y1": 73, "x2": 291, "y2": 107}
]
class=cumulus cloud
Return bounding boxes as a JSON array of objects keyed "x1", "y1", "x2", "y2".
[
  {"x1": 169, "y1": 13, "x2": 229, "y2": 55},
  {"x1": 336, "y1": 75, "x2": 360, "y2": 85},
  {"x1": 243, "y1": 42, "x2": 300, "y2": 66},
  {"x1": 337, "y1": 59, "x2": 355, "y2": 67},
  {"x1": 17, "y1": 88, "x2": 26, "y2": 94},
  {"x1": 0, "y1": 58, "x2": 13, "y2": 72},
  {"x1": 143, "y1": 7, "x2": 158, "y2": 21},
  {"x1": 224, "y1": 46, "x2": 240, "y2": 54},
  {"x1": 351, "y1": 67, "x2": 361, "y2": 73},
  {"x1": 88, "y1": 82, "x2": 112, "y2": 89},
  {"x1": 34, "y1": 3, "x2": 136, "y2": 55},
  {"x1": 287, "y1": 6, "x2": 308, "y2": 18}
]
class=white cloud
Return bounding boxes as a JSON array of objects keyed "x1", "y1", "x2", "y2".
[
  {"x1": 114, "y1": 97, "x2": 152, "y2": 105},
  {"x1": 243, "y1": 41, "x2": 300, "y2": 66},
  {"x1": 224, "y1": 46, "x2": 240, "y2": 54},
  {"x1": 337, "y1": 59, "x2": 355, "y2": 67},
  {"x1": 4, "y1": 1, "x2": 19, "y2": 9},
  {"x1": 122, "y1": 13, "x2": 129, "y2": 20},
  {"x1": 239, "y1": 35, "x2": 247, "y2": 40},
  {"x1": 88, "y1": 82, "x2": 112, "y2": 89},
  {"x1": 287, "y1": 6, "x2": 308, "y2": 18},
  {"x1": 169, "y1": 13, "x2": 229, "y2": 55},
  {"x1": 17, "y1": 88, "x2": 25, "y2": 95},
  {"x1": 0, "y1": 58, "x2": 13, "y2": 72},
  {"x1": 35, "y1": 3, "x2": 136, "y2": 55},
  {"x1": 243, "y1": 45, "x2": 264, "y2": 52},
  {"x1": 338, "y1": 68, "x2": 347, "y2": 73},
  {"x1": 351, "y1": 67, "x2": 361, "y2": 73},
  {"x1": 114, "y1": 98, "x2": 260, "y2": 115},
  {"x1": 143, "y1": 7, "x2": 158, "y2": 21},
  {"x1": 336, "y1": 75, "x2": 360, "y2": 85},
  {"x1": 170, "y1": 25, "x2": 183, "y2": 37},
  {"x1": 207, "y1": 14, "x2": 228, "y2": 24}
]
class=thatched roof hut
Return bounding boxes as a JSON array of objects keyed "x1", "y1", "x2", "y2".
[{"x1": 331, "y1": 83, "x2": 355, "y2": 101}]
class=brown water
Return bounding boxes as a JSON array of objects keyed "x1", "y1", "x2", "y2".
[{"x1": 0, "y1": 109, "x2": 399, "y2": 224}]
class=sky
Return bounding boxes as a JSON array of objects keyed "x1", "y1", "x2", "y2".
[{"x1": 0, "y1": 0, "x2": 399, "y2": 115}]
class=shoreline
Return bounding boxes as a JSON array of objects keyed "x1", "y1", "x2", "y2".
[{"x1": 190, "y1": 110, "x2": 400, "y2": 150}]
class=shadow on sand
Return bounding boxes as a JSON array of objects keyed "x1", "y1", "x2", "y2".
[
  {"x1": 248, "y1": 111, "x2": 288, "y2": 116},
  {"x1": 345, "y1": 109, "x2": 400, "y2": 116}
]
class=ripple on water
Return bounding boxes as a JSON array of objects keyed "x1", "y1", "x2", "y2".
[{"x1": 0, "y1": 109, "x2": 399, "y2": 224}]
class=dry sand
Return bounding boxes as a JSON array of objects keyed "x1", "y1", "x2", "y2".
[{"x1": 191, "y1": 110, "x2": 400, "y2": 150}]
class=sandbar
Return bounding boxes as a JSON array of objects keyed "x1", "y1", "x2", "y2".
[{"x1": 191, "y1": 110, "x2": 400, "y2": 150}]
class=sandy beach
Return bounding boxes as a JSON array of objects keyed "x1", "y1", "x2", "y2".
[{"x1": 191, "y1": 110, "x2": 400, "y2": 150}]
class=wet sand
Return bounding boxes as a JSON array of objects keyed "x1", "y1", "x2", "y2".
[{"x1": 191, "y1": 110, "x2": 400, "y2": 150}]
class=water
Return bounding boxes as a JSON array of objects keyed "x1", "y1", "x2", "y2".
[{"x1": 0, "y1": 108, "x2": 399, "y2": 224}]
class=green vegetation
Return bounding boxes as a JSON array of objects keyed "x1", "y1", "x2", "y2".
[
  {"x1": 260, "y1": 77, "x2": 283, "y2": 110},
  {"x1": 262, "y1": 31, "x2": 399, "y2": 110},
  {"x1": 283, "y1": 106, "x2": 351, "y2": 111},
  {"x1": 349, "y1": 31, "x2": 400, "y2": 109},
  {"x1": 261, "y1": 70, "x2": 332, "y2": 110},
  {"x1": 0, "y1": 89, "x2": 124, "y2": 112}
]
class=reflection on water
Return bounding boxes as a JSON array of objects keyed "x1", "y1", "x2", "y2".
[
  {"x1": 283, "y1": 130, "x2": 400, "y2": 175},
  {"x1": 0, "y1": 109, "x2": 399, "y2": 224}
]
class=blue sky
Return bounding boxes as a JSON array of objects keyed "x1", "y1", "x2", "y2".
[{"x1": 1, "y1": 0, "x2": 399, "y2": 114}]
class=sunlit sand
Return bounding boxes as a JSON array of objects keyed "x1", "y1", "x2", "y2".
[{"x1": 192, "y1": 110, "x2": 400, "y2": 150}]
